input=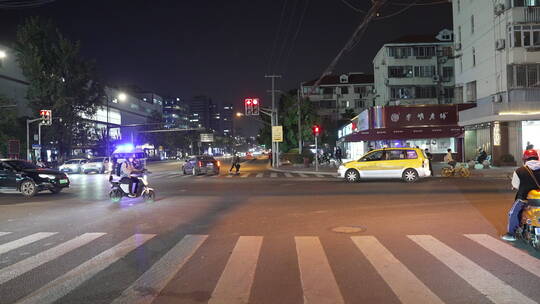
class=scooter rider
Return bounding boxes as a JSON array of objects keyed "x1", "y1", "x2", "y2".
[
  {"x1": 502, "y1": 149, "x2": 540, "y2": 241},
  {"x1": 120, "y1": 157, "x2": 143, "y2": 197}
]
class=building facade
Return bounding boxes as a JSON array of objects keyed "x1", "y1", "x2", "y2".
[
  {"x1": 300, "y1": 72, "x2": 375, "y2": 122},
  {"x1": 189, "y1": 95, "x2": 213, "y2": 129},
  {"x1": 163, "y1": 96, "x2": 189, "y2": 129},
  {"x1": 221, "y1": 104, "x2": 234, "y2": 136},
  {"x1": 373, "y1": 29, "x2": 456, "y2": 107},
  {"x1": 453, "y1": 0, "x2": 540, "y2": 164}
]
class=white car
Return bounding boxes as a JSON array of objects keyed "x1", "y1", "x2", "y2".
[
  {"x1": 81, "y1": 157, "x2": 109, "y2": 174},
  {"x1": 59, "y1": 159, "x2": 87, "y2": 174}
]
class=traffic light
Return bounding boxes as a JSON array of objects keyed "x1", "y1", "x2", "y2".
[
  {"x1": 252, "y1": 98, "x2": 260, "y2": 115},
  {"x1": 40, "y1": 109, "x2": 52, "y2": 125},
  {"x1": 244, "y1": 98, "x2": 253, "y2": 115},
  {"x1": 312, "y1": 124, "x2": 321, "y2": 136}
]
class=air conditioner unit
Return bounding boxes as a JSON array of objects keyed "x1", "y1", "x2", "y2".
[
  {"x1": 455, "y1": 43, "x2": 462, "y2": 51},
  {"x1": 494, "y1": 3, "x2": 505, "y2": 16},
  {"x1": 492, "y1": 94, "x2": 503, "y2": 103},
  {"x1": 495, "y1": 39, "x2": 505, "y2": 50},
  {"x1": 432, "y1": 75, "x2": 441, "y2": 82},
  {"x1": 384, "y1": 79, "x2": 390, "y2": 85},
  {"x1": 438, "y1": 56, "x2": 448, "y2": 64}
]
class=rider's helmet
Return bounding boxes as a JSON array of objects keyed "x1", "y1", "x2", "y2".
[{"x1": 523, "y1": 149, "x2": 539, "y2": 162}]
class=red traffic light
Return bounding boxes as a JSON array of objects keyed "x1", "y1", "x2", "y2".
[
  {"x1": 253, "y1": 98, "x2": 259, "y2": 105},
  {"x1": 312, "y1": 125, "x2": 321, "y2": 136},
  {"x1": 245, "y1": 98, "x2": 252, "y2": 105}
]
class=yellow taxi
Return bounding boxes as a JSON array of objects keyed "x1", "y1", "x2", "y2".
[{"x1": 337, "y1": 148, "x2": 431, "y2": 183}]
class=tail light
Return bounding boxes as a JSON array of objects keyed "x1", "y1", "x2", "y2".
[
  {"x1": 198, "y1": 161, "x2": 203, "y2": 167},
  {"x1": 217, "y1": 161, "x2": 221, "y2": 167}
]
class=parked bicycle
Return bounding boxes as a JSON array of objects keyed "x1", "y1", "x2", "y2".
[{"x1": 441, "y1": 164, "x2": 471, "y2": 177}]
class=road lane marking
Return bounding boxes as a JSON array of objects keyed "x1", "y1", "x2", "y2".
[
  {"x1": 112, "y1": 235, "x2": 207, "y2": 304},
  {"x1": 0, "y1": 232, "x2": 57, "y2": 255},
  {"x1": 226, "y1": 174, "x2": 234, "y2": 178},
  {"x1": 241, "y1": 173, "x2": 250, "y2": 178},
  {"x1": 465, "y1": 234, "x2": 540, "y2": 279},
  {"x1": 315, "y1": 174, "x2": 325, "y2": 178},
  {"x1": 408, "y1": 235, "x2": 536, "y2": 304},
  {"x1": 208, "y1": 236, "x2": 263, "y2": 304},
  {"x1": 351, "y1": 236, "x2": 443, "y2": 304},
  {"x1": 295, "y1": 236, "x2": 344, "y2": 304},
  {"x1": 15, "y1": 234, "x2": 155, "y2": 304},
  {"x1": 270, "y1": 173, "x2": 278, "y2": 178},
  {"x1": 284, "y1": 173, "x2": 293, "y2": 178},
  {"x1": 0, "y1": 233, "x2": 106, "y2": 285},
  {"x1": 0, "y1": 232, "x2": 11, "y2": 237},
  {"x1": 298, "y1": 173, "x2": 308, "y2": 178},
  {"x1": 256, "y1": 173, "x2": 263, "y2": 178}
]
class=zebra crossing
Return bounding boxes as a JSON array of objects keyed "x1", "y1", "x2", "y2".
[
  {"x1": 1, "y1": 231, "x2": 539, "y2": 303},
  {"x1": 150, "y1": 171, "x2": 337, "y2": 180}
]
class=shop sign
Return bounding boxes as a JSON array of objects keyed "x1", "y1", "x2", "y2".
[
  {"x1": 493, "y1": 122, "x2": 501, "y2": 146},
  {"x1": 200, "y1": 133, "x2": 214, "y2": 142},
  {"x1": 374, "y1": 105, "x2": 458, "y2": 129},
  {"x1": 272, "y1": 126, "x2": 283, "y2": 142}
]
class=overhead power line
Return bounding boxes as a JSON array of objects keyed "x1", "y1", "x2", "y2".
[
  {"x1": 0, "y1": 0, "x2": 56, "y2": 9},
  {"x1": 267, "y1": 0, "x2": 290, "y2": 74},
  {"x1": 307, "y1": 0, "x2": 388, "y2": 95}
]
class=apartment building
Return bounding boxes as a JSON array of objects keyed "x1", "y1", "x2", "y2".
[
  {"x1": 454, "y1": 0, "x2": 540, "y2": 164},
  {"x1": 372, "y1": 29, "x2": 455, "y2": 106},
  {"x1": 300, "y1": 72, "x2": 374, "y2": 122}
]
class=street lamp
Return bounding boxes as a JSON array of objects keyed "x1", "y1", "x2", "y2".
[
  {"x1": 105, "y1": 92, "x2": 127, "y2": 157},
  {"x1": 0, "y1": 50, "x2": 6, "y2": 60},
  {"x1": 236, "y1": 112, "x2": 244, "y2": 117}
]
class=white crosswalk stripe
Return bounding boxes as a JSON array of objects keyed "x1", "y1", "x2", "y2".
[
  {"x1": 270, "y1": 173, "x2": 278, "y2": 178},
  {"x1": 208, "y1": 236, "x2": 263, "y2": 304},
  {"x1": 0, "y1": 232, "x2": 11, "y2": 238},
  {"x1": 241, "y1": 173, "x2": 250, "y2": 178},
  {"x1": 256, "y1": 173, "x2": 263, "y2": 178},
  {"x1": 112, "y1": 235, "x2": 207, "y2": 304},
  {"x1": 5, "y1": 232, "x2": 540, "y2": 303},
  {"x1": 352, "y1": 236, "x2": 444, "y2": 304},
  {"x1": 295, "y1": 236, "x2": 344, "y2": 304},
  {"x1": 408, "y1": 235, "x2": 536, "y2": 304},
  {"x1": 0, "y1": 233, "x2": 106, "y2": 285},
  {"x1": 298, "y1": 173, "x2": 308, "y2": 178},
  {"x1": 284, "y1": 173, "x2": 293, "y2": 178},
  {"x1": 0, "y1": 232, "x2": 57, "y2": 255},
  {"x1": 15, "y1": 234, "x2": 155, "y2": 304},
  {"x1": 465, "y1": 234, "x2": 540, "y2": 279}
]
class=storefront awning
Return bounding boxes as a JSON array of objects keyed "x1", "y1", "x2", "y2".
[{"x1": 344, "y1": 126, "x2": 464, "y2": 142}]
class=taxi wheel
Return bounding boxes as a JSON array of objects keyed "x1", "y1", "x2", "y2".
[
  {"x1": 402, "y1": 169, "x2": 419, "y2": 183},
  {"x1": 459, "y1": 168, "x2": 471, "y2": 177},
  {"x1": 345, "y1": 169, "x2": 360, "y2": 183},
  {"x1": 20, "y1": 180, "x2": 37, "y2": 197}
]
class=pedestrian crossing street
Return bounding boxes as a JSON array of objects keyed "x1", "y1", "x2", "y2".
[
  {"x1": 151, "y1": 171, "x2": 334, "y2": 180},
  {"x1": 1, "y1": 231, "x2": 539, "y2": 303}
]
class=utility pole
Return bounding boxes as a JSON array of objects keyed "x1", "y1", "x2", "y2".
[
  {"x1": 265, "y1": 74, "x2": 281, "y2": 168},
  {"x1": 297, "y1": 89, "x2": 302, "y2": 154}
]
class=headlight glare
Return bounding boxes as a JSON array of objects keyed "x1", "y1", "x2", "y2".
[{"x1": 39, "y1": 174, "x2": 56, "y2": 179}]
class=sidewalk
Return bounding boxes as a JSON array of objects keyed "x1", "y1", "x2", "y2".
[{"x1": 270, "y1": 162, "x2": 517, "y2": 178}]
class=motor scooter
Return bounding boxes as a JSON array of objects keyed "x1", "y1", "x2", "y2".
[
  {"x1": 515, "y1": 190, "x2": 540, "y2": 250},
  {"x1": 109, "y1": 170, "x2": 155, "y2": 202}
]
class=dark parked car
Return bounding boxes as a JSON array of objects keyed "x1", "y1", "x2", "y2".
[
  {"x1": 0, "y1": 159, "x2": 70, "y2": 197},
  {"x1": 182, "y1": 156, "x2": 220, "y2": 176}
]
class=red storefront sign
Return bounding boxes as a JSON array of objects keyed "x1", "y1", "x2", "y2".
[
  {"x1": 344, "y1": 126, "x2": 465, "y2": 142},
  {"x1": 377, "y1": 105, "x2": 459, "y2": 129}
]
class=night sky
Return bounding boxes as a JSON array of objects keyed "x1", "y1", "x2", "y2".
[{"x1": 0, "y1": 0, "x2": 452, "y2": 135}]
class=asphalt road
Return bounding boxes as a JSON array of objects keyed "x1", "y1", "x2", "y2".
[{"x1": 0, "y1": 158, "x2": 538, "y2": 304}]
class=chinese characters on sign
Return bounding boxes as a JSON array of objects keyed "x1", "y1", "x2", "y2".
[{"x1": 381, "y1": 105, "x2": 458, "y2": 128}]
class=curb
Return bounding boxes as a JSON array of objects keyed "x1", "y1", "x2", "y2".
[{"x1": 268, "y1": 167, "x2": 337, "y2": 176}]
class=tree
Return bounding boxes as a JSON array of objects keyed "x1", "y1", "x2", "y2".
[
  {"x1": 0, "y1": 96, "x2": 25, "y2": 158},
  {"x1": 15, "y1": 17, "x2": 103, "y2": 159}
]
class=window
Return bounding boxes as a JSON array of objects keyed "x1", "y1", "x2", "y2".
[
  {"x1": 508, "y1": 63, "x2": 540, "y2": 88},
  {"x1": 388, "y1": 47, "x2": 412, "y2": 58},
  {"x1": 465, "y1": 81, "x2": 477, "y2": 102},
  {"x1": 388, "y1": 150, "x2": 405, "y2": 160},
  {"x1": 391, "y1": 87, "x2": 413, "y2": 99},
  {"x1": 444, "y1": 87, "x2": 455, "y2": 98},
  {"x1": 442, "y1": 47, "x2": 453, "y2": 57},
  {"x1": 459, "y1": 57, "x2": 463, "y2": 73},
  {"x1": 471, "y1": 15, "x2": 475, "y2": 35},
  {"x1": 319, "y1": 100, "x2": 336, "y2": 108},
  {"x1": 340, "y1": 100, "x2": 347, "y2": 107},
  {"x1": 322, "y1": 87, "x2": 334, "y2": 94},
  {"x1": 388, "y1": 66, "x2": 413, "y2": 78},
  {"x1": 510, "y1": 25, "x2": 540, "y2": 47},
  {"x1": 354, "y1": 99, "x2": 365, "y2": 108},
  {"x1": 362, "y1": 151, "x2": 384, "y2": 161},
  {"x1": 443, "y1": 66, "x2": 454, "y2": 79},
  {"x1": 415, "y1": 87, "x2": 437, "y2": 98},
  {"x1": 455, "y1": 86, "x2": 464, "y2": 103},
  {"x1": 340, "y1": 86, "x2": 349, "y2": 94},
  {"x1": 414, "y1": 66, "x2": 436, "y2": 77},
  {"x1": 458, "y1": 26, "x2": 462, "y2": 44},
  {"x1": 354, "y1": 86, "x2": 367, "y2": 96},
  {"x1": 413, "y1": 46, "x2": 436, "y2": 58},
  {"x1": 514, "y1": 0, "x2": 540, "y2": 7},
  {"x1": 472, "y1": 48, "x2": 476, "y2": 67},
  {"x1": 406, "y1": 150, "x2": 418, "y2": 159}
]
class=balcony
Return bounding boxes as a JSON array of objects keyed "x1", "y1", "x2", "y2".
[{"x1": 511, "y1": 7, "x2": 540, "y2": 23}]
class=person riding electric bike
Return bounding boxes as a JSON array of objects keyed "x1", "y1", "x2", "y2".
[
  {"x1": 120, "y1": 157, "x2": 144, "y2": 197},
  {"x1": 502, "y1": 149, "x2": 540, "y2": 241}
]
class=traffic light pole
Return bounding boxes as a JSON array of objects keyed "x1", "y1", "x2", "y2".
[
  {"x1": 26, "y1": 117, "x2": 43, "y2": 161},
  {"x1": 315, "y1": 134, "x2": 319, "y2": 172},
  {"x1": 265, "y1": 75, "x2": 281, "y2": 168}
]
